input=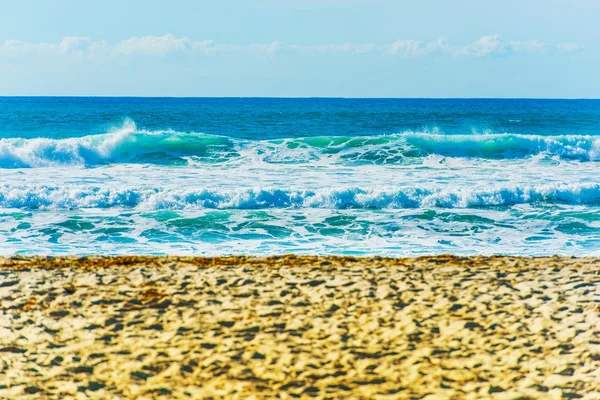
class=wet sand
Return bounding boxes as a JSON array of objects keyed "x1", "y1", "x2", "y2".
[{"x1": 1, "y1": 255, "x2": 599, "y2": 399}]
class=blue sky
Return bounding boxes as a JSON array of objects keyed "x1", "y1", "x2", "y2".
[{"x1": 0, "y1": 0, "x2": 598, "y2": 97}]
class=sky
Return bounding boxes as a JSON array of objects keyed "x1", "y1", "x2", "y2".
[{"x1": 0, "y1": 0, "x2": 598, "y2": 97}]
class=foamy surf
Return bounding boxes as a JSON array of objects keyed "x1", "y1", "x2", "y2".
[{"x1": 2, "y1": 182, "x2": 600, "y2": 210}]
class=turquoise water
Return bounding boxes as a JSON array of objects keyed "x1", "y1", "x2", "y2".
[{"x1": 1, "y1": 97, "x2": 599, "y2": 255}]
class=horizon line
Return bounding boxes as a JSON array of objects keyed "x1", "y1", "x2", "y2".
[{"x1": 0, "y1": 95, "x2": 599, "y2": 100}]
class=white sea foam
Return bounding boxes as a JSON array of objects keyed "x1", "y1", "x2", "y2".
[{"x1": 2, "y1": 183, "x2": 600, "y2": 210}]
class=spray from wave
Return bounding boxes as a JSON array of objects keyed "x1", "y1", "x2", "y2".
[{"x1": 1, "y1": 119, "x2": 600, "y2": 168}]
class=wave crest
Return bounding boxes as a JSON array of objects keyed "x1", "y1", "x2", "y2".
[
  {"x1": 2, "y1": 183, "x2": 600, "y2": 210},
  {"x1": 403, "y1": 133, "x2": 600, "y2": 161},
  {"x1": 0, "y1": 120, "x2": 237, "y2": 168},
  {"x1": 2, "y1": 120, "x2": 600, "y2": 168}
]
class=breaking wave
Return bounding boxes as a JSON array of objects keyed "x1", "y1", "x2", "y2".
[
  {"x1": 0, "y1": 120, "x2": 238, "y2": 168},
  {"x1": 2, "y1": 120, "x2": 600, "y2": 168},
  {"x1": 3, "y1": 183, "x2": 600, "y2": 210}
]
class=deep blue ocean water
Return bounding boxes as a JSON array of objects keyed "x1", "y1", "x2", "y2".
[{"x1": 1, "y1": 97, "x2": 599, "y2": 256}]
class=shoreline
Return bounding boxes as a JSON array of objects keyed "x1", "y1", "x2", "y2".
[
  {"x1": 0, "y1": 253, "x2": 590, "y2": 268},
  {"x1": 2, "y1": 255, "x2": 599, "y2": 398}
]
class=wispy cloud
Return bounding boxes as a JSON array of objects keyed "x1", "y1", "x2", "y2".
[
  {"x1": 455, "y1": 35, "x2": 583, "y2": 57},
  {"x1": 115, "y1": 34, "x2": 192, "y2": 56},
  {"x1": 383, "y1": 35, "x2": 583, "y2": 57},
  {"x1": 250, "y1": 41, "x2": 284, "y2": 56},
  {"x1": 59, "y1": 36, "x2": 93, "y2": 53},
  {"x1": 385, "y1": 38, "x2": 450, "y2": 57},
  {"x1": 290, "y1": 42, "x2": 378, "y2": 54},
  {"x1": 0, "y1": 34, "x2": 583, "y2": 59}
]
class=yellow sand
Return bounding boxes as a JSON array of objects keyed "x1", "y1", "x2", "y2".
[{"x1": 1, "y1": 255, "x2": 599, "y2": 399}]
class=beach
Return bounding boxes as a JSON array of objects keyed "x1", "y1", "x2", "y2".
[{"x1": 1, "y1": 255, "x2": 599, "y2": 399}]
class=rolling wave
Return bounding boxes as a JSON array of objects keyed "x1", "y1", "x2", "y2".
[
  {"x1": 1, "y1": 120, "x2": 600, "y2": 168},
  {"x1": 0, "y1": 120, "x2": 238, "y2": 168},
  {"x1": 402, "y1": 133, "x2": 600, "y2": 161},
  {"x1": 2, "y1": 183, "x2": 600, "y2": 210}
]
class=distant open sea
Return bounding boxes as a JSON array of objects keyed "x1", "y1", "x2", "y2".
[{"x1": 0, "y1": 97, "x2": 599, "y2": 256}]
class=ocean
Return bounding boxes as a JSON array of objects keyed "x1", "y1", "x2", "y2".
[{"x1": 0, "y1": 97, "x2": 599, "y2": 256}]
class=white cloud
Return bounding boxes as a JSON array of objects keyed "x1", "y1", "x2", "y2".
[
  {"x1": 110, "y1": 35, "x2": 237, "y2": 56},
  {"x1": 191, "y1": 40, "x2": 236, "y2": 54},
  {"x1": 115, "y1": 34, "x2": 192, "y2": 56},
  {"x1": 0, "y1": 39, "x2": 54, "y2": 54},
  {"x1": 0, "y1": 40, "x2": 30, "y2": 53},
  {"x1": 508, "y1": 40, "x2": 550, "y2": 54},
  {"x1": 555, "y1": 43, "x2": 584, "y2": 52},
  {"x1": 459, "y1": 34, "x2": 507, "y2": 57},
  {"x1": 0, "y1": 34, "x2": 236, "y2": 59},
  {"x1": 293, "y1": 42, "x2": 377, "y2": 54},
  {"x1": 59, "y1": 36, "x2": 92, "y2": 53},
  {"x1": 387, "y1": 40, "x2": 425, "y2": 56},
  {"x1": 0, "y1": 34, "x2": 583, "y2": 60},
  {"x1": 385, "y1": 39, "x2": 448, "y2": 56},
  {"x1": 456, "y1": 35, "x2": 583, "y2": 57},
  {"x1": 250, "y1": 41, "x2": 284, "y2": 55}
]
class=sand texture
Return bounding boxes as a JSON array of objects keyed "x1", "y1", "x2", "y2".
[{"x1": 1, "y1": 255, "x2": 599, "y2": 399}]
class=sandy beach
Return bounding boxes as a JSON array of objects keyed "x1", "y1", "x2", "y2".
[{"x1": 1, "y1": 255, "x2": 599, "y2": 399}]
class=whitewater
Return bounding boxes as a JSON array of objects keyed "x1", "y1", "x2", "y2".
[{"x1": 1, "y1": 97, "x2": 599, "y2": 256}]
